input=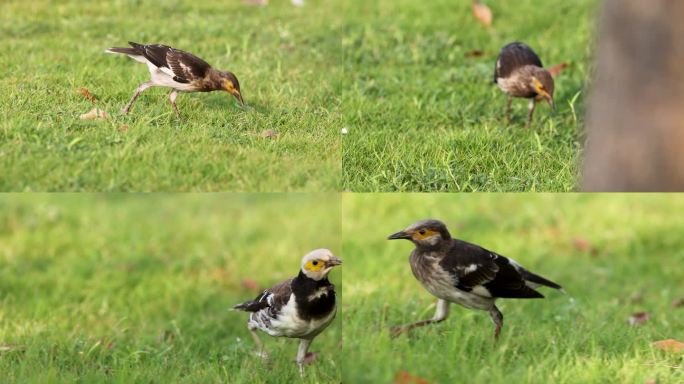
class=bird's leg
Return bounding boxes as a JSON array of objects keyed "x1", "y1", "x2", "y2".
[
  {"x1": 505, "y1": 95, "x2": 512, "y2": 122},
  {"x1": 489, "y1": 305, "x2": 504, "y2": 340},
  {"x1": 390, "y1": 299, "x2": 450, "y2": 337},
  {"x1": 168, "y1": 89, "x2": 181, "y2": 119},
  {"x1": 525, "y1": 99, "x2": 536, "y2": 128},
  {"x1": 122, "y1": 81, "x2": 153, "y2": 115},
  {"x1": 295, "y1": 338, "x2": 314, "y2": 377},
  {"x1": 249, "y1": 327, "x2": 269, "y2": 360}
]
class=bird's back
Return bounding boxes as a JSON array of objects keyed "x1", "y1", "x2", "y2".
[{"x1": 495, "y1": 42, "x2": 544, "y2": 83}]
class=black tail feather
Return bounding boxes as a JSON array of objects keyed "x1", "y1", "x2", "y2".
[
  {"x1": 524, "y1": 271, "x2": 562, "y2": 290},
  {"x1": 232, "y1": 300, "x2": 268, "y2": 313}
]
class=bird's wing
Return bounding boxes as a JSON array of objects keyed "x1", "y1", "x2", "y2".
[
  {"x1": 133, "y1": 43, "x2": 212, "y2": 84},
  {"x1": 233, "y1": 278, "x2": 293, "y2": 313},
  {"x1": 165, "y1": 48, "x2": 212, "y2": 83},
  {"x1": 439, "y1": 239, "x2": 543, "y2": 299},
  {"x1": 495, "y1": 42, "x2": 544, "y2": 82}
]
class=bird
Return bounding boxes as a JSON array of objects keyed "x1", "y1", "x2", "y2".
[
  {"x1": 232, "y1": 249, "x2": 342, "y2": 375},
  {"x1": 105, "y1": 42, "x2": 243, "y2": 118},
  {"x1": 387, "y1": 219, "x2": 562, "y2": 339},
  {"x1": 494, "y1": 42, "x2": 555, "y2": 128}
]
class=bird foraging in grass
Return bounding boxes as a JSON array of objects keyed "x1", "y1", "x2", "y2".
[
  {"x1": 105, "y1": 42, "x2": 243, "y2": 118},
  {"x1": 233, "y1": 249, "x2": 342, "y2": 375},
  {"x1": 495, "y1": 42, "x2": 555, "y2": 128},
  {"x1": 388, "y1": 219, "x2": 562, "y2": 339}
]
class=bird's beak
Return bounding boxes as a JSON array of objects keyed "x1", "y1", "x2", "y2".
[
  {"x1": 547, "y1": 97, "x2": 556, "y2": 112},
  {"x1": 326, "y1": 256, "x2": 343, "y2": 267},
  {"x1": 231, "y1": 91, "x2": 244, "y2": 106},
  {"x1": 387, "y1": 230, "x2": 411, "y2": 240}
]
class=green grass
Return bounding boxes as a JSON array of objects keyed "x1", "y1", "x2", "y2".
[
  {"x1": 0, "y1": 194, "x2": 341, "y2": 383},
  {"x1": 0, "y1": 1, "x2": 342, "y2": 192},
  {"x1": 342, "y1": 0, "x2": 598, "y2": 191},
  {"x1": 342, "y1": 194, "x2": 684, "y2": 383}
]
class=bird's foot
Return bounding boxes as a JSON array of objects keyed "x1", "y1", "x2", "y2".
[
  {"x1": 302, "y1": 351, "x2": 318, "y2": 364},
  {"x1": 121, "y1": 107, "x2": 130, "y2": 115},
  {"x1": 253, "y1": 350, "x2": 270, "y2": 361},
  {"x1": 389, "y1": 325, "x2": 411, "y2": 338}
]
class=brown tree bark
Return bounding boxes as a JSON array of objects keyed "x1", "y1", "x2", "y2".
[{"x1": 583, "y1": 0, "x2": 684, "y2": 191}]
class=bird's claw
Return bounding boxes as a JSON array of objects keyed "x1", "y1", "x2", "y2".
[{"x1": 302, "y1": 351, "x2": 318, "y2": 364}]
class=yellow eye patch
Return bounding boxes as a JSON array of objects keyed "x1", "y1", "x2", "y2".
[
  {"x1": 223, "y1": 79, "x2": 236, "y2": 93},
  {"x1": 532, "y1": 78, "x2": 547, "y2": 95},
  {"x1": 305, "y1": 260, "x2": 324, "y2": 272},
  {"x1": 413, "y1": 229, "x2": 438, "y2": 240}
]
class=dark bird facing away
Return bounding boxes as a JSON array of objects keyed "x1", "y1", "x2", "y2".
[
  {"x1": 495, "y1": 42, "x2": 555, "y2": 128},
  {"x1": 233, "y1": 249, "x2": 342, "y2": 376},
  {"x1": 388, "y1": 219, "x2": 562, "y2": 339},
  {"x1": 106, "y1": 42, "x2": 243, "y2": 118}
]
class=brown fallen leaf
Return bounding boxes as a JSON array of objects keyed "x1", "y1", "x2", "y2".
[
  {"x1": 472, "y1": 1, "x2": 492, "y2": 28},
  {"x1": 242, "y1": 278, "x2": 260, "y2": 291},
  {"x1": 671, "y1": 298, "x2": 683, "y2": 308},
  {"x1": 79, "y1": 107, "x2": 109, "y2": 120},
  {"x1": 0, "y1": 344, "x2": 25, "y2": 352},
  {"x1": 79, "y1": 87, "x2": 98, "y2": 104},
  {"x1": 548, "y1": 62, "x2": 570, "y2": 77},
  {"x1": 244, "y1": 0, "x2": 268, "y2": 5},
  {"x1": 572, "y1": 237, "x2": 596, "y2": 255},
  {"x1": 628, "y1": 311, "x2": 650, "y2": 326},
  {"x1": 465, "y1": 50, "x2": 486, "y2": 58},
  {"x1": 260, "y1": 129, "x2": 279, "y2": 138},
  {"x1": 394, "y1": 371, "x2": 431, "y2": 384},
  {"x1": 645, "y1": 379, "x2": 657, "y2": 384},
  {"x1": 653, "y1": 339, "x2": 684, "y2": 353},
  {"x1": 118, "y1": 124, "x2": 129, "y2": 132}
]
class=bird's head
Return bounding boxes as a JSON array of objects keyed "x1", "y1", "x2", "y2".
[
  {"x1": 388, "y1": 219, "x2": 452, "y2": 248},
  {"x1": 531, "y1": 69, "x2": 555, "y2": 111},
  {"x1": 300, "y1": 249, "x2": 342, "y2": 281},
  {"x1": 219, "y1": 71, "x2": 243, "y2": 106}
]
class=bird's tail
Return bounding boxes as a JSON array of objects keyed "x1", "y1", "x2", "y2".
[
  {"x1": 105, "y1": 42, "x2": 145, "y2": 55},
  {"x1": 524, "y1": 271, "x2": 562, "y2": 290},
  {"x1": 232, "y1": 300, "x2": 267, "y2": 312},
  {"x1": 105, "y1": 47, "x2": 139, "y2": 55}
]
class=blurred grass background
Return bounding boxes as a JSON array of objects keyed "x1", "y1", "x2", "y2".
[
  {"x1": 342, "y1": 194, "x2": 684, "y2": 383},
  {"x1": 0, "y1": 0, "x2": 342, "y2": 191},
  {"x1": 342, "y1": 0, "x2": 598, "y2": 191},
  {"x1": 0, "y1": 194, "x2": 341, "y2": 383}
]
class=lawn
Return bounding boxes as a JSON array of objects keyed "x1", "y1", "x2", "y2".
[
  {"x1": 0, "y1": 1, "x2": 342, "y2": 192},
  {"x1": 342, "y1": 0, "x2": 598, "y2": 192},
  {"x1": 0, "y1": 194, "x2": 341, "y2": 383},
  {"x1": 342, "y1": 194, "x2": 684, "y2": 383}
]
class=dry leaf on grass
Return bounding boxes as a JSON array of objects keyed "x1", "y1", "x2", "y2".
[
  {"x1": 79, "y1": 87, "x2": 98, "y2": 104},
  {"x1": 472, "y1": 1, "x2": 492, "y2": 27},
  {"x1": 465, "y1": 50, "x2": 486, "y2": 58},
  {"x1": 653, "y1": 339, "x2": 684, "y2": 353},
  {"x1": 394, "y1": 371, "x2": 431, "y2": 384},
  {"x1": 0, "y1": 345, "x2": 25, "y2": 352},
  {"x1": 572, "y1": 237, "x2": 597, "y2": 255},
  {"x1": 671, "y1": 298, "x2": 683, "y2": 308},
  {"x1": 79, "y1": 107, "x2": 108, "y2": 120},
  {"x1": 628, "y1": 311, "x2": 650, "y2": 326},
  {"x1": 548, "y1": 62, "x2": 570, "y2": 77},
  {"x1": 260, "y1": 129, "x2": 279, "y2": 138},
  {"x1": 242, "y1": 279, "x2": 260, "y2": 291},
  {"x1": 244, "y1": 0, "x2": 268, "y2": 5},
  {"x1": 644, "y1": 379, "x2": 657, "y2": 384},
  {"x1": 118, "y1": 124, "x2": 129, "y2": 132}
]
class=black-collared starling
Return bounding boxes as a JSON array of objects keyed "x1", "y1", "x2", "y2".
[
  {"x1": 233, "y1": 249, "x2": 342, "y2": 375},
  {"x1": 495, "y1": 42, "x2": 555, "y2": 128},
  {"x1": 388, "y1": 219, "x2": 561, "y2": 339},
  {"x1": 106, "y1": 42, "x2": 243, "y2": 118}
]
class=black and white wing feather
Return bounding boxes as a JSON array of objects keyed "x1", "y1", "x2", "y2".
[
  {"x1": 233, "y1": 278, "x2": 293, "y2": 316},
  {"x1": 439, "y1": 239, "x2": 548, "y2": 299},
  {"x1": 128, "y1": 42, "x2": 212, "y2": 84},
  {"x1": 495, "y1": 42, "x2": 544, "y2": 83}
]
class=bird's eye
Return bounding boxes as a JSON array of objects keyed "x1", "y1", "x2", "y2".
[
  {"x1": 312, "y1": 261, "x2": 319, "y2": 266},
  {"x1": 418, "y1": 230, "x2": 426, "y2": 235}
]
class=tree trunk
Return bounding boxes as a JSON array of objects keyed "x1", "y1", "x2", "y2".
[{"x1": 583, "y1": 0, "x2": 684, "y2": 191}]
